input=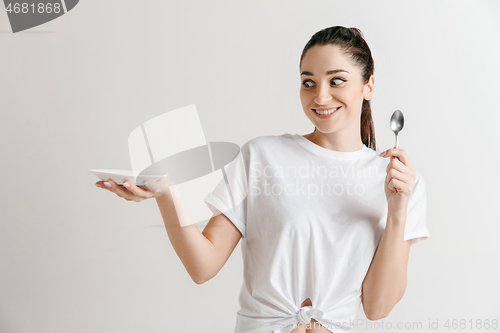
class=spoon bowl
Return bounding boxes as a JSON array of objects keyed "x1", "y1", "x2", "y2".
[{"x1": 390, "y1": 109, "x2": 405, "y2": 160}]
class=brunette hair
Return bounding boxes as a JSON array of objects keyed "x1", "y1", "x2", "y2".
[{"x1": 300, "y1": 26, "x2": 376, "y2": 150}]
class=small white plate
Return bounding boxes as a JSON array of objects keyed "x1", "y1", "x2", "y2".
[{"x1": 89, "y1": 169, "x2": 168, "y2": 189}]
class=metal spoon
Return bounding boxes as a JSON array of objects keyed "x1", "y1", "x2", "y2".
[{"x1": 390, "y1": 109, "x2": 404, "y2": 161}]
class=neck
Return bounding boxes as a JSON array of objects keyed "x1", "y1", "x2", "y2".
[{"x1": 304, "y1": 130, "x2": 364, "y2": 152}]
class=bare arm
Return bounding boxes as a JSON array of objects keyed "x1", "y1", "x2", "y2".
[
  {"x1": 96, "y1": 178, "x2": 242, "y2": 285},
  {"x1": 155, "y1": 185, "x2": 242, "y2": 284},
  {"x1": 361, "y1": 213, "x2": 411, "y2": 320}
]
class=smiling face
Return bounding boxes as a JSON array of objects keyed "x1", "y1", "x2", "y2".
[{"x1": 300, "y1": 44, "x2": 374, "y2": 138}]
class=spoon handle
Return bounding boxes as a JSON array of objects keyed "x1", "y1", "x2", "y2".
[{"x1": 395, "y1": 133, "x2": 400, "y2": 161}]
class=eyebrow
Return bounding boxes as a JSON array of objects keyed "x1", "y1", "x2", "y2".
[{"x1": 300, "y1": 69, "x2": 349, "y2": 76}]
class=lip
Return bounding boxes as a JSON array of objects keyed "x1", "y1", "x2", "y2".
[{"x1": 312, "y1": 106, "x2": 342, "y2": 112}]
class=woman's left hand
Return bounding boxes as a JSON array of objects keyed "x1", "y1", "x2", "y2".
[{"x1": 379, "y1": 146, "x2": 417, "y2": 218}]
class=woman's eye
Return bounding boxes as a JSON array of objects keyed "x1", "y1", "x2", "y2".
[
  {"x1": 302, "y1": 78, "x2": 345, "y2": 88},
  {"x1": 302, "y1": 80, "x2": 313, "y2": 88},
  {"x1": 331, "y1": 78, "x2": 345, "y2": 85}
]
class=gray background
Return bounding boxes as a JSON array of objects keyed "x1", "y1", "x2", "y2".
[{"x1": 1, "y1": 0, "x2": 499, "y2": 332}]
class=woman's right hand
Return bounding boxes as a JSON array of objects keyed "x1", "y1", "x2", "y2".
[{"x1": 95, "y1": 177, "x2": 173, "y2": 202}]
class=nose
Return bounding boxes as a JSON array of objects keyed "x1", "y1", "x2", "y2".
[{"x1": 313, "y1": 82, "x2": 332, "y2": 106}]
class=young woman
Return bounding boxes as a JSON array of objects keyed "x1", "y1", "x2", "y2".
[{"x1": 95, "y1": 26, "x2": 429, "y2": 333}]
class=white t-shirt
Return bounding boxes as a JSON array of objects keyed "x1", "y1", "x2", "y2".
[{"x1": 203, "y1": 133, "x2": 430, "y2": 333}]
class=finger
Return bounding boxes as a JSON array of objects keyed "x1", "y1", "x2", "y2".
[
  {"x1": 123, "y1": 181, "x2": 154, "y2": 199},
  {"x1": 386, "y1": 156, "x2": 412, "y2": 175},
  {"x1": 388, "y1": 177, "x2": 408, "y2": 196},
  {"x1": 380, "y1": 146, "x2": 414, "y2": 169},
  {"x1": 388, "y1": 177, "x2": 399, "y2": 194},
  {"x1": 386, "y1": 171, "x2": 413, "y2": 195},
  {"x1": 97, "y1": 180, "x2": 116, "y2": 192},
  {"x1": 103, "y1": 179, "x2": 137, "y2": 201},
  {"x1": 385, "y1": 167, "x2": 413, "y2": 187}
]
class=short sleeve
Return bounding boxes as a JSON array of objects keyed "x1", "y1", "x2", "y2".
[
  {"x1": 203, "y1": 142, "x2": 250, "y2": 238},
  {"x1": 403, "y1": 172, "x2": 430, "y2": 246}
]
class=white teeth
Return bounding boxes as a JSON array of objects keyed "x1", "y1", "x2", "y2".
[{"x1": 314, "y1": 107, "x2": 340, "y2": 115}]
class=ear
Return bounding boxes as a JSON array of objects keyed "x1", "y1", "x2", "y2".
[{"x1": 363, "y1": 75, "x2": 375, "y2": 101}]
